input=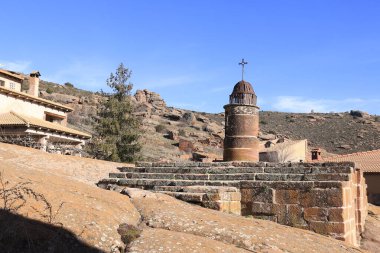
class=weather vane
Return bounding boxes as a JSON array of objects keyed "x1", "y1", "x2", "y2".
[{"x1": 238, "y1": 58, "x2": 248, "y2": 80}]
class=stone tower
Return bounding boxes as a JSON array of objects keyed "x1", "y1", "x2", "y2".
[{"x1": 223, "y1": 80, "x2": 260, "y2": 161}]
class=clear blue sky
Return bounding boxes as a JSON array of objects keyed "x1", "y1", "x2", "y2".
[{"x1": 1, "y1": 1, "x2": 379, "y2": 114}]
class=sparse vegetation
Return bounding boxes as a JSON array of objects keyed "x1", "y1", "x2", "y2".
[
  {"x1": 0, "y1": 171, "x2": 89, "y2": 253},
  {"x1": 0, "y1": 171, "x2": 64, "y2": 224},
  {"x1": 155, "y1": 124, "x2": 167, "y2": 133},
  {"x1": 117, "y1": 223, "x2": 142, "y2": 246},
  {"x1": 178, "y1": 129, "x2": 186, "y2": 137}
]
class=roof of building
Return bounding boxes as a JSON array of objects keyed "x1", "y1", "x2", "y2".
[
  {"x1": 321, "y1": 149, "x2": 380, "y2": 173},
  {"x1": 0, "y1": 69, "x2": 24, "y2": 81},
  {"x1": 0, "y1": 86, "x2": 73, "y2": 112},
  {"x1": 231, "y1": 80, "x2": 255, "y2": 95},
  {"x1": 0, "y1": 112, "x2": 91, "y2": 139}
]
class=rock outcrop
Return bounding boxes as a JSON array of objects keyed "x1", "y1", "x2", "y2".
[{"x1": 37, "y1": 79, "x2": 380, "y2": 161}]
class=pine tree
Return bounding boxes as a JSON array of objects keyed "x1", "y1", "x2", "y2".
[{"x1": 90, "y1": 63, "x2": 141, "y2": 162}]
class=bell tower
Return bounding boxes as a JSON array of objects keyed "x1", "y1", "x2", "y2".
[{"x1": 223, "y1": 59, "x2": 260, "y2": 161}]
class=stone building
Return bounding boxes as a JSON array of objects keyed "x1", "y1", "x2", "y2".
[
  {"x1": 223, "y1": 80, "x2": 260, "y2": 161},
  {"x1": 0, "y1": 69, "x2": 91, "y2": 154},
  {"x1": 316, "y1": 149, "x2": 380, "y2": 205},
  {"x1": 259, "y1": 139, "x2": 308, "y2": 163}
]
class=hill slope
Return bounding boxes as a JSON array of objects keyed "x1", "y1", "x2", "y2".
[{"x1": 35, "y1": 80, "x2": 380, "y2": 161}]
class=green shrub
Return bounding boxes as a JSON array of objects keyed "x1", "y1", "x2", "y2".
[
  {"x1": 178, "y1": 129, "x2": 186, "y2": 137},
  {"x1": 64, "y1": 82, "x2": 74, "y2": 88},
  {"x1": 46, "y1": 87, "x2": 53, "y2": 94},
  {"x1": 117, "y1": 224, "x2": 142, "y2": 245}
]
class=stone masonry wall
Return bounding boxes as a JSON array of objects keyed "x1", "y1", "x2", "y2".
[
  {"x1": 240, "y1": 165, "x2": 367, "y2": 246},
  {"x1": 98, "y1": 161, "x2": 367, "y2": 246}
]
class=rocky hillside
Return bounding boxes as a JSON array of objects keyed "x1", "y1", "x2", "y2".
[
  {"x1": 37, "y1": 80, "x2": 380, "y2": 161},
  {"x1": 0, "y1": 142, "x2": 374, "y2": 252}
]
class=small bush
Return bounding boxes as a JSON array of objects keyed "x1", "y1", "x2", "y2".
[
  {"x1": 46, "y1": 87, "x2": 53, "y2": 94},
  {"x1": 117, "y1": 223, "x2": 142, "y2": 245},
  {"x1": 260, "y1": 120, "x2": 268, "y2": 125},
  {"x1": 178, "y1": 129, "x2": 186, "y2": 137},
  {"x1": 64, "y1": 82, "x2": 74, "y2": 88},
  {"x1": 155, "y1": 124, "x2": 167, "y2": 133}
]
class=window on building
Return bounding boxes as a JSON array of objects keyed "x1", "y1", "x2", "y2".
[
  {"x1": 0, "y1": 80, "x2": 4, "y2": 87},
  {"x1": 9, "y1": 82, "x2": 16, "y2": 90},
  {"x1": 45, "y1": 111, "x2": 65, "y2": 125}
]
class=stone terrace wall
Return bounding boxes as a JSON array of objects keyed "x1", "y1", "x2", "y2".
[
  {"x1": 98, "y1": 161, "x2": 367, "y2": 246},
  {"x1": 239, "y1": 164, "x2": 367, "y2": 246}
]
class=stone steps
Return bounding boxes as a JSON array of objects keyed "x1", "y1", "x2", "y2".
[
  {"x1": 152, "y1": 185, "x2": 242, "y2": 215},
  {"x1": 109, "y1": 171, "x2": 351, "y2": 182},
  {"x1": 118, "y1": 165, "x2": 353, "y2": 175}
]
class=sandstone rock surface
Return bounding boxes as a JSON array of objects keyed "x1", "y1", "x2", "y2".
[
  {"x1": 127, "y1": 188, "x2": 364, "y2": 253},
  {"x1": 129, "y1": 228, "x2": 249, "y2": 253},
  {"x1": 361, "y1": 204, "x2": 380, "y2": 252},
  {"x1": 0, "y1": 143, "x2": 140, "y2": 252}
]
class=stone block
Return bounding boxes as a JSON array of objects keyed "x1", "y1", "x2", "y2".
[
  {"x1": 240, "y1": 188, "x2": 253, "y2": 203},
  {"x1": 201, "y1": 201, "x2": 220, "y2": 210},
  {"x1": 287, "y1": 205, "x2": 307, "y2": 226},
  {"x1": 328, "y1": 208, "x2": 348, "y2": 222},
  {"x1": 240, "y1": 181, "x2": 265, "y2": 188},
  {"x1": 249, "y1": 187, "x2": 274, "y2": 203},
  {"x1": 174, "y1": 174, "x2": 208, "y2": 180},
  {"x1": 228, "y1": 201, "x2": 242, "y2": 215},
  {"x1": 314, "y1": 181, "x2": 343, "y2": 188},
  {"x1": 109, "y1": 172, "x2": 126, "y2": 178},
  {"x1": 256, "y1": 173, "x2": 288, "y2": 181},
  {"x1": 241, "y1": 202, "x2": 252, "y2": 216},
  {"x1": 300, "y1": 189, "x2": 343, "y2": 208},
  {"x1": 311, "y1": 166, "x2": 353, "y2": 174},
  {"x1": 275, "y1": 189, "x2": 300, "y2": 204},
  {"x1": 304, "y1": 173, "x2": 351, "y2": 181},
  {"x1": 253, "y1": 215, "x2": 276, "y2": 221},
  {"x1": 251, "y1": 203, "x2": 287, "y2": 223},
  {"x1": 232, "y1": 161, "x2": 266, "y2": 167},
  {"x1": 98, "y1": 178, "x2": 119, "y2": 184},
  {"x1": 251, "y1": 202, "x2": 274, "y2": 215},
  {"x1": 264, "y1": 167, "x2": 311, "y2": 174},
  {"x1": 304, "y1": 207, "x2": 328, "y2": 222},
  {"x1": 343, "y1": 187, "x2": 353, "y2": 207},
  {"x1": 286, "y1": 174, "x2": 305, "y2": 181},
  {"x1": 268, "y1": 181, "x2": 314, "y2": 190},
  {"x1": 309, "y1": 221, "x2": 346, "y2": 235},
  {"x1": 219, "y1": 192, "x2": 241, "y2": 201}
]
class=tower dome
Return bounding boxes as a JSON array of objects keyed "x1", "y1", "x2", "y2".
[{"x1": 229, "y1": 80, "x2": 257, "y2": 105}]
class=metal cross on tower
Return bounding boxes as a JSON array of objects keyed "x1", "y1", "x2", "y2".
[{"x1": 238, "y1": 58, "x2": 248, "y2": 80}]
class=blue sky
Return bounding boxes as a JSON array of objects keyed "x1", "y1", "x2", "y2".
[{"x1": 1, "y1": 1, "x2": 379, "y2": 114}]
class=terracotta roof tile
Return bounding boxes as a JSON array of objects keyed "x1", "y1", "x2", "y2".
[
  {"x1": 321, "y1": 149, "x2": 380, "y2": 173},
  {"x1": 0, "y1": 112, "x2": 91, "y2": 138},
  {"x1": 0, "y1": 69, "x2": 24, "y2": 80}
]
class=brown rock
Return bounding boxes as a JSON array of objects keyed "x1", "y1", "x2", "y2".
[
  {"x1": 178, "y1": 139, "x2": 194, "y2": 153},
  {"x1": 127, "y1": 189, "x2": 363, "y2": 253},
  {"x1": 129, "y1": 228, "x2": 249, "y2": 253},
  {"x1": 259, "y1": 132, "x2": 277, "y2": 140}
]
